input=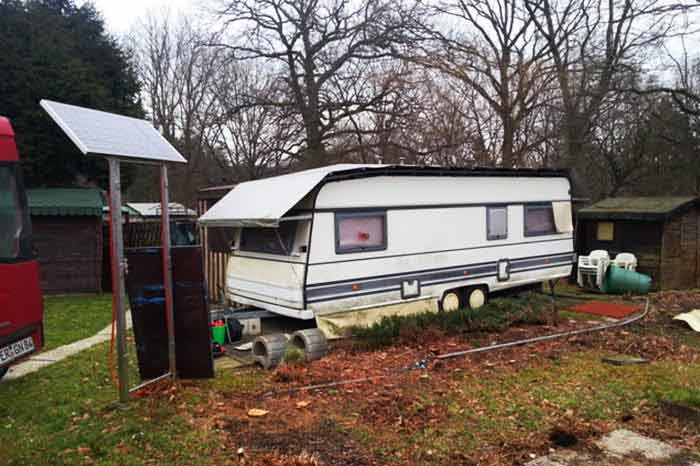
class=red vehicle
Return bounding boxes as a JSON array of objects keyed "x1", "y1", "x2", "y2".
[{"x1": 0, "y1": 116, "x2": 43, "y2": 381}]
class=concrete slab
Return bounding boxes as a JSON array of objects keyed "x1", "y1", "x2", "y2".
[
  {"x1": 526, "y1": 451, "x2": 590, "y2": 466},
  {"x1": 3, "y1": 312, "x2": 132, "y2": 381},
  {"x1": 595, "y1": 429, "x2": 680, "y2": 460},
  {"x1": 527, "y1": 430, "x2": 697, "y2": 466}
]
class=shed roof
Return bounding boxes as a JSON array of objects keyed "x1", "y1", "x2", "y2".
[
  {"x1": 102, "y1": 205, "x2": 142, "y2": 217},
  {"x1": 126, "y1": 202, "x2": 197, "y2": 218},
  {"x1": 27, "y1": 188, "x2": 103, "y2": 217},
  {"x1": 578, "y1": 196, "x2": 698, "y2": 221}
]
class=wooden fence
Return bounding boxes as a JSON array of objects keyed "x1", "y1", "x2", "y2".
[{"x1": 197, "y1": 185, "x2": 236, "y2": 303}]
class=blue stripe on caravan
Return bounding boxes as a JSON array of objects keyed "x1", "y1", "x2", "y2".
[
  {"x1": 305, "y1": 252, "x2": 574, "y2": 303},
  {"x1": 307, "y1": 252, "x2": 574, "y2": 289}
]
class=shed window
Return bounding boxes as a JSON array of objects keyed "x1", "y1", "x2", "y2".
[
  {"x1": 239, "y1": 221, "x2": 297, "y2": 255},
  {"x1": 524, "y1": 204, "x2": 556, "y2": 236},
  {"x1": 487, "y1": 206, "x2": 508, "y2": 240},
  {"x1": 336, "y1": 211, "x2": 386, "y2": 254},
  {"x1": 596, "y1": 222, "x2": 614, "y2": 241}
]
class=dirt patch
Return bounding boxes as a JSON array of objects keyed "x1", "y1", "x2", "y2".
[
  {"x1": 175, "y1": 292, "x2": 700, "y2": 465},
  {"x1": 229, "y1": 418, "x2": 383, "y2": 466}
]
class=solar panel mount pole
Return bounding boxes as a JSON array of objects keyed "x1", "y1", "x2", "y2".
[
  {"x1": 160, "y1": 164, "x2": 177, "y2": 377},
  {"x1": 108, "y1": 158, "x2": 129, "y2": 404}
]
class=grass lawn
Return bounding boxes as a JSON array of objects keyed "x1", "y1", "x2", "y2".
[
  {"x1": 0, "y1": 340, "x2": 217, "y2": 466},
  {"x1": 1, "y1": 292, "x2": 699, "y2": 466},
  {"x1": 42, "y1": 294, "x2": 114, "y2": 350}
]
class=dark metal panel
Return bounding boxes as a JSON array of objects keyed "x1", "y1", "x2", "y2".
[
  {"x1": 172, "y1": 246, "x2": 214, "y2": 379},
  {"x1": 125, "y1": 247, "x2": 213, "y2": 380}
]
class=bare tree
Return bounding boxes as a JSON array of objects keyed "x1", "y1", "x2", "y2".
[
  {"x1": 130, "y1": 13, "x2": 224, "y2": 204},
  {"x1": 213, "y1": 0, "x2": 426, "y2": 167},
  {"x1": 412, "y1": 0, "x2": 551, "y2": 167},
  {"x1": 211, "y1": 62, "x2": 303, "y2": 180},
  {"x1": 523, "y1": 0, "x2": 697, "y2": 175}
]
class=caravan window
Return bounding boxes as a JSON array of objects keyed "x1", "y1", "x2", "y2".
[
  {"x1": 524, "y1": 204, "x2": 556, "y2": 236},
  {"x1": 335, "y1": 211, "x2": 386, "y2": 254},
  {"x1": 486, "y1": 206, "x2": 508, "y2": 240},
  {"x1": 239, "y1": 221, "x2": 297, "y2": 255}
]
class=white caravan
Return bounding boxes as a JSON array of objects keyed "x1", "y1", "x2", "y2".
[{"x1": 199, "y1": 165, "x2": 575, "y2": 334}]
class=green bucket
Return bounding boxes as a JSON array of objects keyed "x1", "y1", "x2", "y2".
[
  {"x1": 212, "y1": 324, "x2": 226, "y2": 345},
  {"x1": 601, "y1": 265, "x2": 651, "y2": 295}
]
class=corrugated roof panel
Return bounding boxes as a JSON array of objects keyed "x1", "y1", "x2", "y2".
[{"x1": 27, "y1": 188, "x2": 103, "y2": 217}]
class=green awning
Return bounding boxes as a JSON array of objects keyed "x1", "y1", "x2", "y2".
[{"x1": 27, "y1": 188, "x2": 103, "y2": 217}]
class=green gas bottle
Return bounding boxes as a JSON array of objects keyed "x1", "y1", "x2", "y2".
[{"x1": 601, "y1": 265, "x2": 651, "y2": 294}]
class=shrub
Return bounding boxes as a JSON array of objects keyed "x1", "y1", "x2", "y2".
[{"x1": 351, "y1": 292, "x2": 553, "y2": 349}]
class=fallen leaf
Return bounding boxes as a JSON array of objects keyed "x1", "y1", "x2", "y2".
[{"x1": 247, "y1": 408, "x2": 269, "y2": 417}]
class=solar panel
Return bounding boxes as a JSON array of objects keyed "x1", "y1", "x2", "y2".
[{"x1": 40, "y1": 100, "x2": 187, "y2": 164}]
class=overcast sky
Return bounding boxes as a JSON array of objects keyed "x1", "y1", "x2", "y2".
[
  {"x1": 79, "y1": 0, "x2": 197, "y2": 34},
  {"x1": 81, "y1": 0, "x2": 694, "y2": 82}
]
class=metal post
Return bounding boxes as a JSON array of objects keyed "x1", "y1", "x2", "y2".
[
  {"x1": 160, "y1": 164, "x2": 177, "y2": 377},
  {"x1": 108, "y1": 158, "x2": 129, "y2": 403}
]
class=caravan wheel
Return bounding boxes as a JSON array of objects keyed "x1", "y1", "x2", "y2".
[
  {"x1": 466, "y1": 287, "x2": 487, "y2": 309},
  {"x1": 440, "y1": 290, "x2": 462, "y2": 312}
]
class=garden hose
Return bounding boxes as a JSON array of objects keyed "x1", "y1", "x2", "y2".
[{"x1": 262, "y1": 298, "x2": 650, "y2": 397}]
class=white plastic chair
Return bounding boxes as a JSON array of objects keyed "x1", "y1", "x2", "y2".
[
  {"x1": 577, "y1": 249, "x2": 610, "y2": 290},
  {"x1": 613, "y1": 252, "x2": 637, "y2": 271},
  {"x1": 589, "y1": 250, "x2": 610, "y2": 265}
]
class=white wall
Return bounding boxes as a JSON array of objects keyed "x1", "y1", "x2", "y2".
[{"x1": 315, "y1": 176, "x2": 570, "y2": 209}]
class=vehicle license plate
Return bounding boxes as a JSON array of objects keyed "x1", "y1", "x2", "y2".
[{"x1": 0, "y1": 336, "x2": 35, "y2": 366}]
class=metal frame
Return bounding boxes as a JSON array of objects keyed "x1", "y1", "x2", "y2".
[
  {"x1": 40, "y1": 100, "x2": 186, "y2": 404},
  {"x1": 107, "y1": 160, "x2": 177, "y2": 402}
]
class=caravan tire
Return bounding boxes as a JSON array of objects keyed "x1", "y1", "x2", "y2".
[
  {"x1": 466, "y1": 287, "x2": 487, "y2": 310},
  {"x1": 440, "y1": 290, "x2": 463, "y2": 312},
  {"x1": 252, "y1": 334, "x2": 288, "y2": 370},
  {"x1": 291, "y1": 329, "x2": 329, "y2": 362}
]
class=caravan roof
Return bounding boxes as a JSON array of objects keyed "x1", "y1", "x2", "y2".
[{"x1": 198, "y1": 164, "x2": 568, "y2": 228}]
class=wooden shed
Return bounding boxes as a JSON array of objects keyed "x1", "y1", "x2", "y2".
[
  {"x1": 27, "y1": 188, "x2": 103, "y2": 294},
  {"x1": 576, "y1": 196, "x2": 699, "y2": 290}
]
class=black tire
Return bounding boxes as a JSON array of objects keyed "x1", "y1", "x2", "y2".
[{"x1": 0, "y1": 366, "x2": 8, "y2": 381}]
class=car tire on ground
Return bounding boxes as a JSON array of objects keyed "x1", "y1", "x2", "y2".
[{"x1": 0, "y1": 366, "x2": 8, "y2": 381}]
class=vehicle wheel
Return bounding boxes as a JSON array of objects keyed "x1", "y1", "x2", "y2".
[
  {"x1": 440, "y1": 290, "x2": 463, "y2": 312},
  {"x1": 466, "y1": 287, "x2": 487, "y2": 310},
  {"x1": 0, "y1": 366, "x2": 7, "y2": 381}
]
